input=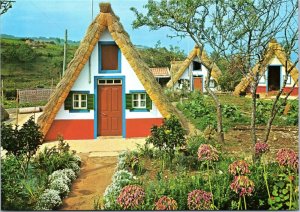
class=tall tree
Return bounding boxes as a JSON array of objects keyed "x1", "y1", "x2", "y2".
[{"x1": 131, "y1": 0, "x2": 225, "y2": 143}]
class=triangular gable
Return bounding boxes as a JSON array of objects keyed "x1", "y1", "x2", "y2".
[
  {"x1": 37, "y1": 3, "x2": 181, "y2": 137},
  {"x1": 166, "y1": 46, "x2": 222, "y2": 88},
  {"x1": 233, "y1": 39, "x2": 299, "y2": 95}
]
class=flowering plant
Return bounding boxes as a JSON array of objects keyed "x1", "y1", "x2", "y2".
[
  {"x1": 230, "y1": 175, "x2": 255, "y2": 197},
  {"x1": 49, "y1": 178, "x2": 70, "y2": 197},
  {"x1": 276, "y1": 148, "x2": 298, "y2": 171},
  {"x1": 35, "y1": 189, "x2": 62, "y2": 210},
  {"x1": 155, "y1": 196, "x2": 178, "y2": 210},
  {"x1": 228, "y1": 160, "x2": 250, "y2": 176},
  {"x1": 187, "y1": 189, "x2": 213, "y2": 210},
  {"x1": 117, "y1": 185, "x2": 145, "y2": 209},
  {"x1": 255, "y1": 142, "x2": 270, "y2": 155},
  {"x1": 197, "y1": 144, "x2": 219, "y2": 162}
]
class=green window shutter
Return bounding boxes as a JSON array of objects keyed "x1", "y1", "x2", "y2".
[
  {"x1": 64, "y1": 92, "x2": 73, "y2": 110},
  {"x1": 87, "y1": 94, "x2": 94, "y2": 110},
  {"x1": 146, "y1": 93, "x2": 152, "y2": 110},
  {"x1": 126, "y1": 94, "x2": 133, "y2": 110}
]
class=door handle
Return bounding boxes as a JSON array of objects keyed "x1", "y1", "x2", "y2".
[{"x1": 101, "y1": 113, "x2": 107, "y2": 116}]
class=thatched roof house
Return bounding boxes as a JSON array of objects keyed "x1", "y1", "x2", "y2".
[
  {"x1": 166, "y1": 46, "x2": 222, "y2": 92},
  {"x1": 37, "y1": 2, "x2": 186, "y2": 140},
  {"x1": 233, "y1": 39, "x2": 298, "y2": 96}
]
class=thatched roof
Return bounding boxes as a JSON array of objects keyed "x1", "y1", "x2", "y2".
[
  {"x1": 233, "y1": 39, "x2": 299, "y2": 95},
  {"x1": 150, "y1": 67, "x2": 170, "y2": 77},
  {"x1": 37, "y1": 2, "x2": 186, "y2": 137},
  {"x1": 166, "y1": 46, "x2": 222, "y2": 88}
]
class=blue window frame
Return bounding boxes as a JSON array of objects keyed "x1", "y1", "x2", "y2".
[{"x1": 98, "y1": 41, "x2": 121, "y2": 73}]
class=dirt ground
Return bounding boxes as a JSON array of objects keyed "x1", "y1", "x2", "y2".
[{"x1": 60, "y1": 154, "x2": 117, "y2": 210}]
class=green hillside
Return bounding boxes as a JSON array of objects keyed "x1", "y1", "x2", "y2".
[{"x1": 1, "y1": 38, "x2": 78, "y2": 99}]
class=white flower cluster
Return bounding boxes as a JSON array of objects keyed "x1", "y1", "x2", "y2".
[
  {"x1": 103, "y1": 168, "x2": 135, "y2": 209},
  {"x1": 49, "y1": 170, "x2": 72, "y2": 187},
  {"x1": 116, "y1": 151, "x2": 127, "y2": 170},
  {"x1": 35, "y1": 189, "x2": 62, "y2": 210},
  {"x1": 68, "y1": 162, "x2": 80, "y2": 176},
  {"x1": 49, "y1": 178, "x2": 70, "y2": 197},
  {"x1": 63, "y1": 168, "x2": 76, "y2": 181},
  {"x1": 72, "y1": 155, "x2": 82, "y2": 166}
]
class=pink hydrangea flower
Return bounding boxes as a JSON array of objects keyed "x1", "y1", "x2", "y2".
[
  {"x1": 155, "y1": 196, "x2": 178, "y2": 210},
  {"x1": 255, "y1": 142, "x2": 270, "y2": 155},
  {"x1": 230, "y1": 176, "x2": 255, "y2": 197},
  {"x1": 197, "y1": 144, "x2": 219, "y2": 162},
  {"x1": 117, "y1": 185, "x2": 145, "y2": 209},
  {"x1": 228, "y1": 160, "x2": 250, "y2": 176},
  {"x1": 276, "y1": 148, "x2": 298, "y2": 170},
  {"x1": 187, "y1": 189, "x2": 213, "y2": 210}
]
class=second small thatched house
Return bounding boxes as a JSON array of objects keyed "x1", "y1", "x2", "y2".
[
  {"x1": 166, "y1": 46, "x2": 222, "y2": 92},
  {"x1": 234, "y1": 40, "x2": 298, "y2": 96},
  {"x1": 37, "y1": 3, "x2": 182, "y2": 140}
]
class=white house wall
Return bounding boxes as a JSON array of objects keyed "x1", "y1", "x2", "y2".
[
  {"x1": 55, "y1": 29, "x2": 162, "y2": 121},
  {"x1": 258, "y1": 56, "x2": 296, "y2": 87}
]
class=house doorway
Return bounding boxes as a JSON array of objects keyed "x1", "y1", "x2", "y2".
[
  {"x1": 98, "y1": 79, "x2": 122, "y2": 136},
  {"x1": 193, "y1": 77, "x2": 203, "y2": 92},
  {"x1": 268, "y1": 66, "x2": 281, "y2": 91}
]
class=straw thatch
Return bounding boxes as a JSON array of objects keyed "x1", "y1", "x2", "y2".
[
  {"x1": 37, "y1": 2, "x2": 187, "y2": 137},
  {"x1": 233, "y1": 39, "x2": 299, "y2": 95},
  {"x1": 166, "y1": 46, "x2": 222, "y2": 88}
]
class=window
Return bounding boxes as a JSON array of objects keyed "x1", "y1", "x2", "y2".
[
  {"x1": 193, "y1": 61, "x2": 201, "y2": 70},
  {"x1": 99, "y1": 42, "x2": 120, "y2": 72},
  {"x1": 73, "y1": 94, "x2": 87, "y2": 109},
  {"x1": 209, "y1": 79, "x2": 216, "y2": 88},
  {"x1": 132, "y1": 93, "x2": 146, "y2": 109},
  {"x1": 126, "y1": 92, "x2": 152, "y2": 111}
]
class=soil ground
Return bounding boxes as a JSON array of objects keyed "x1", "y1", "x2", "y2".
[{"x1": 60, "y1": 154, "x2": 117, "y2": 210}]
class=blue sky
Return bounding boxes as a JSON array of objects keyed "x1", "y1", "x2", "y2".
[{"x1": 1, "y1": 0, "x2": 194, "y2": 54}]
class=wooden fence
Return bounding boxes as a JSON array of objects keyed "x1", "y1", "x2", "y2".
[{"x1": 17, "y1": 89, "x2": 53, "y2": 103}]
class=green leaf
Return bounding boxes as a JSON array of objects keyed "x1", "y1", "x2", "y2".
[
  {"x1": 276, "y1": 181, "x2": 285, "y2": 189},
  {"x1": 282, "y1": 189, "x2": 288, "y2": 195},
  {"x1": 272, "y1": 190, "x2": 278, "y2": 196},
  {"x1": 275, "y1": 197, "x2": 281, "y2": 202}
]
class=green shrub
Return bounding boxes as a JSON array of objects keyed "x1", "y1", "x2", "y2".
[
  {"x1": 146, "y1": 115, "x2": 186, "y2": 161},
  {"x1": 35, "y1": 189, "x2": 62, "y2": 210},
  {"x1": 49, "y1": 178, "x2": 70, "y2": 197}
]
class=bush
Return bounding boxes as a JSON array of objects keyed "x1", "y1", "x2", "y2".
[
  {"x1": 48, "y1": 170, "x2": 71, "y2": 187},
  {"x1": 33, "y1": 140, "x2": 81, "y2": 175},
  {"x1": 146, "y1": 115, "x2": 186, "y2": 160},
  {"x1": 103, "y1": 170, "x2": 135, "y2": 209},
  {"x1": 62, "y1": 168, "x2": 76, "y2": 182},
  {"x1": 49, "y1": 178, "x2": 70, "y2": 197},
  {"x1": 35, "y1": 189, "x2": 62, "y2": 210}
]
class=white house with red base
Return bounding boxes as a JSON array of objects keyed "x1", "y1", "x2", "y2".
[
  {"x1": 234, "y1": 40, "x2": 298, "y2": 97},
  {"x1": 166, "y1": 46, "x2": 222, "y2": 92},
  {"x1": 37, "y1": 3, "x2": 178, "y2": 141}
]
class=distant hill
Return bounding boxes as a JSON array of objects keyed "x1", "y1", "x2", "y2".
[
  {"x1": 1, "y1": 34, "x2": 80, "y2": 45},
  {"x1": 1, "y1": 36, "x2": 185, "y2": 100}
]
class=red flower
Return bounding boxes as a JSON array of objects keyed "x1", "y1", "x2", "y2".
[
  {"x1": 255, "y1": 142, "x2": 270, "y2": 155},
  {"x1": 155, "y1": 196, "x2": 178, "y2": 210},
  {"x1": 197, "y1": 144, "x2": 219, "y2": 162},
  {"x1": 230, "y1": 176, "x2": 255, "y2": 197},
  {"x1": 117, "y1": 185, "x2": 145, "y2": 209},
  {"x1": 187, "y1": 189, "x2": 213, "y2": 210},
  {"x1": 276, "y1": 148, "x2": 298, "y2": 170},
  {"x1": 228, "y1": 160, "x2": 250, "y2": 176}
]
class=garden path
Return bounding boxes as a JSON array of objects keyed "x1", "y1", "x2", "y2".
[{"x1": 60, "y1": 154, "x2": 117, "y2": 210}]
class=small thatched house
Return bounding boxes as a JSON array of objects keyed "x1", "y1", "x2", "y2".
[
  {"x1": 37, "y1": 2, "x2": 182, "y2": 140},
  {"x1": 149, "y1": 67, "x2": 170, "y2": 87},
  {"x1": 234, "y1": 39, "x2": 298, "y2": 96},
  {"x1": 166, "y1": 46, "x2": 222, "y2": 92}
]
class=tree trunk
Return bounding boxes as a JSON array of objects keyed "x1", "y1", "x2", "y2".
[
  {"x1": 205, "y1": 71, "x2": 224, "y2": 143},
  {"x1": 250, "y1": 81, "x2": 258, "y2": 162}
]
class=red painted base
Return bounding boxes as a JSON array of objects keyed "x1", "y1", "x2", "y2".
[
  {"x1": 126, "y1": 118, "x2": 164, "y2": 138},
  {"x1": 256, "y1": 86, "x2": 298, "y2": 96},
  {"x1": 45, "y1": 119, "x2": 94, "y2": 141}
]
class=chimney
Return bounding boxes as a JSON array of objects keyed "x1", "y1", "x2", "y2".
[{"x1": 100, "y1": 2, "x2": 111, "y2": 13}]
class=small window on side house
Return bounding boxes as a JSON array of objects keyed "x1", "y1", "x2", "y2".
[
  {"x1": 101, "y1": 44, "x2": 119, "y2": 71},
  {"x1": 193, "y1": 61, "x2": 201, "y2": 70},
  {"x1": 209, "y1": 79, "x2": 216, "y2": 88}
]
